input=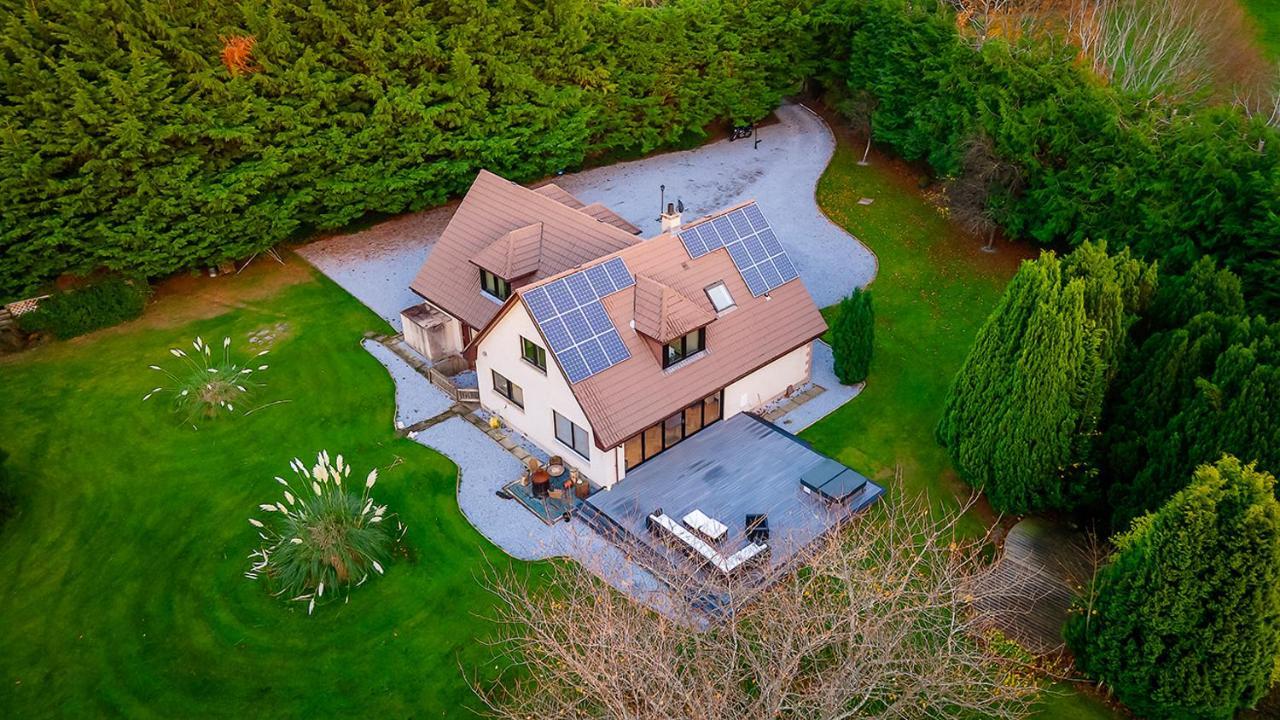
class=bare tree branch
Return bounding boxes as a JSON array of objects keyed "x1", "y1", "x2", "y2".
[{"x1": 471, "y1": 479, "x2": 1045, "y2": 720}]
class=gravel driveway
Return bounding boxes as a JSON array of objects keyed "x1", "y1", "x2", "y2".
[{"x1": 298, "y1": 102, "x2": 875, "y2": 329}]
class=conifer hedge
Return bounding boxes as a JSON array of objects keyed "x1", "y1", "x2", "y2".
[
  {"x1": 0, "y1": 0, "x2": 814, "y2": 300},
  {"x1": 813, "y1": 0, "x2": 1280, "y2": 314}
]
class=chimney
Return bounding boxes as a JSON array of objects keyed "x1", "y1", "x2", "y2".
[{"x1": 660, "y1": 202, "x2": 682, "y2": 233}]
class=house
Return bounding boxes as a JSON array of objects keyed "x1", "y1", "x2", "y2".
[{"x1": 405, "y1": 170, "x2": 828, "y2": 489}]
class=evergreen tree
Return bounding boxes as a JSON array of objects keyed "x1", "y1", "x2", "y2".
[
  {"x1": 1066, "y1": 456, "x2": 1280, "y2": 720},
  {"x1": 936, "y1": 242, "x2": 1155, "y2": 514},
  {"x1": 832, "y1": 288, "x2": 873, "y2": 384},
  {"x1": 1100, "y1": 259, "x2": 1280, "y2": 528}
]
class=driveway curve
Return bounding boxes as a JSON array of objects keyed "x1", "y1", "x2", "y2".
[{"x1": 299, "y1": 102, "x2": 875, "y2": 328}]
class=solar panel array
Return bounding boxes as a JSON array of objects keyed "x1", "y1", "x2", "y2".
[
  {"x1": 523, "y1": 258, "x2": 635, "y2": 383},
  {"x1": 676, "y1": 203, "x2": 800, "y2": 297}
]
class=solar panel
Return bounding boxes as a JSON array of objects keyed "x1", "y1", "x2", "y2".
[
  {"x1": 675, "y1": 202, "x2": 801, "y2": 297},
  {"x1": 604, "y1": 258, "x2": 635, "y2": 290},
  {"x1": 524, "y1": 287, "x2": 555, "y2": 322},
  {"x1": 521, "y1": 258, "x2": 635, "y2": 383}
]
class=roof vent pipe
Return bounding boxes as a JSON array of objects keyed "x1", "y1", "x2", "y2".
[{"x1": 660, "y1": 202, "x2": 682, "y2": 234}]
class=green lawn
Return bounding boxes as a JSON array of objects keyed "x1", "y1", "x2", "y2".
[
  {"x1": 0, "y1": 269, "x2": 540, "y2": 718},
  {"x1": 801, "y1": 135, "x2": 1119, "y2": 720},
  {"x1": 1242, "y1": 0, "x2": 1280, "y2": 59},
  {"x1": 801, "y1": 142, "x2": 1033, "y2": 536}
]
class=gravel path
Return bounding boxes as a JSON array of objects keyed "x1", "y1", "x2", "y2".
[
  {"x1": 361, "y1": 339, "x2": 454, "y2": 427},
  {"x1": 413, "y1": 416, "x2": 678, "y2": 615},
  {"x1": 555, "y1": 102, "x2": 876, "y2": 307},
  {"x1": 298, "y1": 102, "x2": 875, "y2": 327},
  {"x1": 775, "y1": 341, "x2": 862, "y2": 432},
  {"x1": 297, "y1": 203, "x2": 458, "y2": 331}
]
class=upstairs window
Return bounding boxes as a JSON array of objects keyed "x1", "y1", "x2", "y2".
[
  {"x1": 705, "y1": 282, "x2": 735, "y2": 313},
  {"x1": 521, "y1": 336, "x2": 547, "y2": 372},
  {"x1": 663, "y1": 328, "x2": 706, "y2": 369},
  {"x1": 481, "y1": 269, "x2": 511, "y2": 301}
]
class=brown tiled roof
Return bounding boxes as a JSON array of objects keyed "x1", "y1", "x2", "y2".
[
  {"x1": 532, "y1": 182, "x2": 586, "y2": 209},
  {"x1": 581, "y1": 202, "x2": 643, "y2": 235},
  {"x1": 471, "y1": 223, "x2": 543, "y2": 279},
  {"x1": 511, "y1": 204, "x2": 827, "y2": 449},
  {"x1": 411, "y1": 171, "x2": 641, "y2": 330},
  {"x1": 633, "y1": 275, "x2": 716, "y2": 343}
]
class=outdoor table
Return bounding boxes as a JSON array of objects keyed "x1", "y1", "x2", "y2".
[{"x1": 682, "y1": 509, "x2": 728, "y2": 543}]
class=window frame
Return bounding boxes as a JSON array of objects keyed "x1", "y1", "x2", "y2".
[
  {"x1": 623, "y1": 389, "x2": 724, "y2": 471},
  {"x1": 705, "y1": 281, "x2": 735, "y2": 313},
  {"x1": 553, "y1": 410, "x2": 591, "y2": 459},
  {"x1": 520, "y1": 336, "x2": 547, "y2": 373},
  {"x1": 480, "y1": 269, "x2": 511, "y2": 301},
  {"x1": 663, "y1": 328, "x2": 706, "y2": 369},
  {"x1": 491, "y1": 369, "x2": 524, "y2": 409}
]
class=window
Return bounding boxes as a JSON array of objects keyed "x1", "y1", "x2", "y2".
[
  {"x1": 480, "y1": 269, "x2": 511, "y2": 300},
  {"x1": 491, "y1": 370, "x2": 523, "y2": 408},
  {"x1": 623, "y1": 390, "x2": 724, "y2": 470},
  {"x1": 705, "y1": 282, "x2": 735, "y2": 313},
  {"x1": 520, "y1": 336, "x2": 546, "y2": 372},
  {"x1": 554, "y1": 411, "x2": 590, "y2": 459},
  {"x1": 663, "y1": 328, "x2": 706, "y2": 369}
]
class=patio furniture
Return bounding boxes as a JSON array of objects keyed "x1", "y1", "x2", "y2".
[
  {"x1": 548, "y1": 455, "x2": 565, "y2": 478},
  {"x1": 531, "y1": 469, "x2": 550, "y2": 498},
  {"x1": 549, "y1": 487, "x2": 563, "y2": 500},
  {"x1": 800, "y1": 458, "x2": 868, "y2": 505},
  {"x1": 683, "y1": 509, "x2": 728, "y2": 543},
  {"x1": 648, "y1": 511, "x2": 768, "y2": 575},
  {"x1": 746, "y1": 514, "x2": 769, "y2": 543}
]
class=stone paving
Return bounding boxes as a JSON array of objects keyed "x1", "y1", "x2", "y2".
[{"x1": 360, "y1": 338, "x2": 454, "y2": 427}]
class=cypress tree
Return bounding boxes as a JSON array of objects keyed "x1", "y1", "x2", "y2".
[
  {"x1": 936, "y1": 242, "x2": 1155, "y2": 514},
  {"x1": 1066, "y1": 456, "x2": 1280, "y2": 720},
  {"x1": 832, "y1": 288, "x2": 873, "y2": 384}
]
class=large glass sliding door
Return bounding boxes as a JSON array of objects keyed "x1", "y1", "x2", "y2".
[{"x1": 622, "y1": 390, "x2": 724, "y2": 471}]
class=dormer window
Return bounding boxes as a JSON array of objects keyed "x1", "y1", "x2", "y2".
[
  {"x1": 705, "y1": 282, "x2": 735, "y2": 313},
  {"x1": 663, "y1": 328, "x2": 706, "y2": 369},
  {"x1": 481, "y1": 269, "x2": 511, "y2": 301}
]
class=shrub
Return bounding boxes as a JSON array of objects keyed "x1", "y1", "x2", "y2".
[
  {"x1": 1066, "y1": 456, "x2": 1280, "y2": 719},
  {"x1": 17, "y1": 277, "x2": 150, "y2": 339},
  {"x1": 143, "y1": 335, "x2": 270, "y2": 429},
  {"x1": 832, "y1": 288, "x2": 874, "y2": 384},
  {"x1": 246, "y1": 451, "x2": 403, "y2": 614}
]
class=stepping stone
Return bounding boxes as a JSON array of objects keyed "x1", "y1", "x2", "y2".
[{"x1": 857, "y1": 197, "x2": 874, "y2": 206}]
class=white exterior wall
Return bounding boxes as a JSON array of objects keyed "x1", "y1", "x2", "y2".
[
  {"x1": 723, "y1": 343, "x2": 813, "y2": 419},
  {"x1": 474, "y1": 303, "x2": 624, "y2": 487}
]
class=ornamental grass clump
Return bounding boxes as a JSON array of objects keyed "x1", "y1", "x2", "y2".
[
  {"x1": 143, "y1": 335, "x2": 268, "y2": 428},
  {"x1": 246, "y1": 451, "x2": 404, "y2": 614}
]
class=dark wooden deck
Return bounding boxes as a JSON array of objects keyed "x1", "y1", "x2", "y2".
[
  {"x1": 584, "y1": 414, "x2": 883, "y2": 586},
  {"x1": 972, "y1": 518, "x2": 1096, "y2": 655}
]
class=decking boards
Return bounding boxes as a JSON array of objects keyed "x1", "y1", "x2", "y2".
[
  {"x1": 585, "y1": 413, "x2": 883, "y2": 577},
  {"x1": 972, "y1": 518, "x2": 1096, "y2": 655}
]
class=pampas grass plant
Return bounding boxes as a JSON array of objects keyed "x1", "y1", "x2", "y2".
[
  {"x1": 143, "y1": 335, "x2": 268, "y2": 428},
  {"x1": 246, "y1": 451, "x2": 404, "y2": 614}
]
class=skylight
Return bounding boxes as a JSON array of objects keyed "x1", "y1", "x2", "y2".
[{"x1": 705, "y1": 282, "x2": 735, "y2": 313}]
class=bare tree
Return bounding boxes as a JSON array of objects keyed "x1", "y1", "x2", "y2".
[
  {"x1": 837, "y1": 91, "x2": 879, "y2": 165},
  {"x1": 944, "y1": 133, "x2": 1023, "y2": 252},
  {"x1": 471, "y1": 484, "x2": 1045, "y2": 720},
  {"x1": 1068, "y1": 0, "x2": 1229, "y2": 102},
  {"x1": 1233, "y1": 62, "x2": 1280, "y2": 132}
]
